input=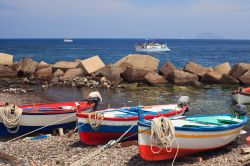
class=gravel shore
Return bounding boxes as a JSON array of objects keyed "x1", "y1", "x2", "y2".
[{"x1": 0, "y1": 91, "x2": 249, "y2": 166}]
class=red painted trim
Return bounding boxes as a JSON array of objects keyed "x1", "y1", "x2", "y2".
[
  {"x1": 79, "y1": 131, "x2": 135, "y2": 145},
  {"x1": 19, "y1": 101, "x2": 93, "y2": 115},
  {"x1": 139, "y1": 144, "x2": 223, "y2": 161},
  {"x1": 231, "y1": 87, "x2": 250, "y2": 96},
  {"x1": 77, "y1": 105, "x2": 188, "y2": 121}
]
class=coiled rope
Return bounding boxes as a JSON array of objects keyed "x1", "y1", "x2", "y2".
[
  {"x1": 150, "y1": 117, "x2": 179, "y2": 166},
  {"x1": 0, "y1": 104, "x2": 22, "y2": 133},
  {"x1": 88, "y1": 112, "x2": 104, "y2": 130}
]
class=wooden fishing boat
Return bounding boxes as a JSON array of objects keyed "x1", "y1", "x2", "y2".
[
  {"x1": 77, "y1": 97, "x2": 190, "y2": 145},
  {"x1": 0, "y1": 101, "x2": 93, "y2": 137},
  {"x1": 138, "y1": 106, "x2": 248, "y2": 161},
  {"x1": 232, "y1": 87, "x2": 250, "y2": 104}
]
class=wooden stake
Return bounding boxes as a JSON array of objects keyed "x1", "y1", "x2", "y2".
[{"x1": 58, "y1": 128, "x2": 64, "y2": 136}]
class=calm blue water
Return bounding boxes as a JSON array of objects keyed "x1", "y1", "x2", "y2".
[{"x1": 0, "y1": 39, "x2": 250, "y2": 68}]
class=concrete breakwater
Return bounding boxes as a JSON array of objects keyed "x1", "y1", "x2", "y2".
[{"x1": 0, "y1": 53, "x2": 250, "y2": 90}]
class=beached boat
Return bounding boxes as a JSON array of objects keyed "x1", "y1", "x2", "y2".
[
  {"x1": 0, "y1": 101, "x2": 93, "y2": 137},
  {"x1": 138, "y1": 105, "x2": 248, "y2": 161},
  {"x1": 77, "y1": 97, "x2": 190, "y2": 145},
  {"x1": 135, "y1": 42, "x2": 170, "y2": 52},
  {"x1": 232, "y1": 87, "x2": 250, "y2": 104}
]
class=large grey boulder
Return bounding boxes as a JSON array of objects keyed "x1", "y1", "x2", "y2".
[
  {"x1": 220, "y1": 74, "x2": 239, "y2": 84},
  {"x1": 16, "y1": 58, "x2": 38, "y2": 75},
  {"x1": 95, "y1": 64, "x2": 123, "y2": 83},
  {"x1": 239, "y1": 70, "x2": 250, "y2": 85},
  {"x1": 77, "y1": 55, "x2": 105, "y2": 75},
  {"x1": 0, "y1": 65, "x2": 17, "y2": 77},
  {"x1": 159, "y1": 61, "x2": 176, "y2": 77},
  {"x1": 213, "y1": 62, "x2": 231, "y2": 75},
  {"x1": 115, "y1": 54, "x2": 159, "y2": 72},
  {"x1": 167, "y1": 70, "x2": 199, "y2": 86},
  {"x1": 37, "y1": 61, "x2": 50, "y2": 70},
  {"x1": 144, "y1": 72, "x2": 167, "y2": 85},
  {"x1": 52, "y1": 61, "x2": 79, "y2": 71},
  {"x1": 201, "y1": 71, "x2": 222, "y2": 84},
  {"x1": 35, "y1": 67, "x2": 53, "y2": 80},
  {"x1": 121, "y1": 65, "x2": 149, "y2": 83},
  {"x1": 0, "y1": 53, "x2": 13, "y2": 67},
  {"x1": 63, "y1": 68, "x2": 83, "y2": 79},
  {"x1": 229, "y1": 63, "x2": 248, "y2": 79},
  {"x1": 184, "y1": 61, "x2": 212, "y2": 77}
]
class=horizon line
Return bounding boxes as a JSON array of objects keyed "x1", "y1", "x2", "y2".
[{"x1": 0, "y1": 37, "x2": 250, "y2": 41}]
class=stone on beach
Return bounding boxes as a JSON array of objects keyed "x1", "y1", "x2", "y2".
[
  {"x1": 220, "y1": 74, "x2": 239, "y2": 84},
  {"x1": 0, "y1": 65, "x2": 17, "y2": 77},
  {"x1": 238, "y1": 63, "x2": 250, "y2": 70},
  {"x1": 239, "y1": 70, "x2": 250, "y2": 84},
  {"x1": 63, "y1": 68, "x2": 83, "y2": 79},
  {"x1": 167, "y1": 70, "x2": 199, "y2": 85},
  {"x1": 144, "y1": 72, "x2": 167, "y2": 85},
  {"x1": 95, "y1": 64, "x2": 123, "y2": 83},
  {"x1": 52, "y1": 61, "x2": 79, "y2": 71},
  {"x1": 229, "y1": 63, "x2": 248, "y2": 79},
  {"x1": 53, "y1": 69, "x2": 64, "y2": 77},
  {"x1": 159, "y1": 61, "x2": 176, "y2": 77},
  {"x1": 37, "y1": 61, "x2": 50, "y2": 70},
  {"x1": 183, "y1": 61, "x2": 211, "y2": 77},
  {"x1": 115, "y1": 54, "x2": 159, "y2": 71},
  {"x1": 77, "y1": 55, "x2": 105, "y2": 75},
  {"x1": 16, "y1": 58, "x2": 38, "y2": 75},
  {"x1": 214, "y1": 62, "x2": 231, "y2": 75},
  {"x1": 121, "y1": 65, "x2": 149, "y2": 83},
  {"x1": 201, "y1": 71, "x2": 222, "y2": 83},
  {"x1": 35, "y1": 67, "x2": 53, "y2": 80},
  {"x1": 0, "y1": 53, "x2": 13, "y2": 67}
]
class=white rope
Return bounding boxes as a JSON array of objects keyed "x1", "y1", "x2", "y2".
[
  {"x1": 71, "y1": 121, "x2": 138, "y2": 166},
  {"x1": 88, "y1": 112, "x2": 104, "y2": 130},
  {"x1": 4, "y1": 112, "x2": 76, "y2": 143},
  {"x1": 150, "y1": 117, "x2": 179, "y2": 166},
  {"x1": 0, "y1": 104, "x2": 22, "y2": 132}
]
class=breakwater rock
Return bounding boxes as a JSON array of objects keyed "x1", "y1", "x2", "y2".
[{"x1": 0, "y1": 53, "x2": 250, "y2": 89}]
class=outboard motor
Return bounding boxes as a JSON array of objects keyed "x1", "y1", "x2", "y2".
[
  {"x1": 86, "y1": 91, "x2": 102, "y2": 111},
  {"x1": 178, "y1": 96, "x2": 190, "y2": 107},
  {"x1": 178, "y1": 96, "x2": 190, "y2": 115},
  {"x1": 234, "y1": 104, "x2": 247, "y2": 117}
]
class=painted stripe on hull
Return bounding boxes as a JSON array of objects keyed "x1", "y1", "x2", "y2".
[
  {"x1": 79, "y1": 131, "x2": 135, "y2": 145},
  {"x1": 138, "y1": 125, "x2": 243, "y2": 160},
  {"x1": 0, "y1": 122, "x2": 75, "y2": 137},
  {"x1": 139, "y1": 145, "x2": 221, "y2": 161}
]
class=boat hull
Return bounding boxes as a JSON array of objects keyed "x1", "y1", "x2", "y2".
[
  {"x1": 138, "y1": 116, "x2": 246, "y2": 161},
  {"x1": 78, "y1": 105, "x2": 187, "y2": 145},
  {"x1": 0, "y1": 101, "x2": 93, "y2": 137},
  {"x1": 232, "y1": 93, "x2": 250, "y2": 104}
]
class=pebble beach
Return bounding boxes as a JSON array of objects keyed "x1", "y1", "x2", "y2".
[{"x1": 0, "y1": 87, "x2": 249, "y2": 166}]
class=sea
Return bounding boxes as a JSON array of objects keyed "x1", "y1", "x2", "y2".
[
  {"x1": 0, "y1": 39, "x2": 250, "y2": 68},
  {"x1": 0, "y1": 39, "x2": 250, "y2": 130}
]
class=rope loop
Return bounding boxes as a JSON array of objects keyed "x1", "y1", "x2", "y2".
[{"x1": 88, "y1": 112, "x2": 104, "y2": 130}]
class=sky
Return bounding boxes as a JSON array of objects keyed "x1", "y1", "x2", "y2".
[{"x1": 0, "y1": 0, "x2": 250, "y2": 39}]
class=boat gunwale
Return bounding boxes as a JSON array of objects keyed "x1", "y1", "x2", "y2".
[
  {"x1": 138, "y1": 114, "x2": 248, "y2": 132},
  {"x1": 77, "y1": 105, "x2": 188, "y2": 121}
]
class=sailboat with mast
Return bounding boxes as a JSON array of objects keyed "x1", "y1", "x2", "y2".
[{"x1": 64, "y1": 29, "x2": 73, "y2": 43}]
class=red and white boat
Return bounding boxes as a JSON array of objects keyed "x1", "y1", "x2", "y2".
[
  {"x1": 77, "y1": 96, "x2": 190, "y2": 145},
  {"x1": 138, "y1": 107, "x2": 248, "y2": 161},
  {"x1": 232, "y1": 87, "x2": 250, "y2": 104},
  {"x1": 0, "y1": 101, "x2": 93, "y2": 137}
]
